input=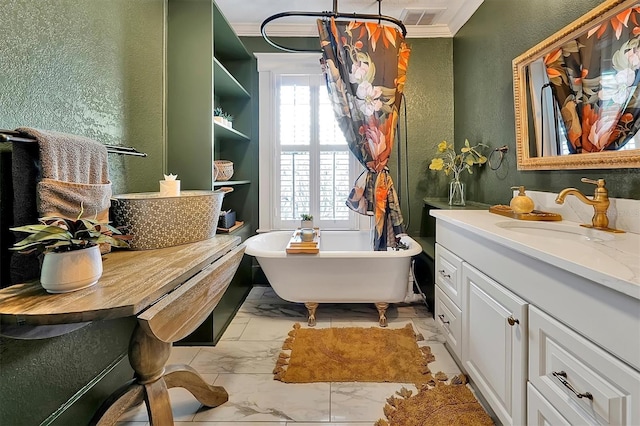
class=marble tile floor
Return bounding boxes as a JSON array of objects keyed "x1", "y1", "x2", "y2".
[{"x1": 117, "y1": 286, "x2": 460, "y2": 426}]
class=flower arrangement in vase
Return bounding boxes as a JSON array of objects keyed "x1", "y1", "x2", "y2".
[
  {"x1": 429, "y1": 139, "x2": 487, "y2": 206},
  {"x1": 11, "y1": 206, "x2": 130, "y2": 293}
]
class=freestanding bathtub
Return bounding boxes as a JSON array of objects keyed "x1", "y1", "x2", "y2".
[{"x1": 243, "y1": 230, "x2": 422, "y2": 326}]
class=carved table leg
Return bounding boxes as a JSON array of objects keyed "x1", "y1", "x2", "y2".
[
  {"x1": 304, "y1": 302, "x2": 319, "y2": 327},
  {"x1": 375, "y1": 302, "x2": 389, "y2": 327},
  {"x1": 91, "y1": 323, "x2": 172, "y2": 425},
  {"x1": 164, "y1": 363, "x2": 228, "y2": 407},
  {"x1": 90, "y1": 381, "x2": 144, "y2": 426},
  {"x1": 92, "y1": 321, "x2": 229, "y2": 426}
]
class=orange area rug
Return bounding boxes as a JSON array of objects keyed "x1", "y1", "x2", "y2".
[
  {"x1": 273, "y1": 323, "x2": 434, "y2": 384},
  {"x1": 376, "y1": 378, "x2": 495, "y2": 426},
  {"x1": 273, "y1": 323, "x2": 494, "y2": 425}
]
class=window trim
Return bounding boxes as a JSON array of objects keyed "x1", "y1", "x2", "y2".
[{"x1": 256, "y1": 52, "x2": 370, "y2": 232}]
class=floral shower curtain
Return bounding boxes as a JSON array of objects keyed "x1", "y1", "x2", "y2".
[
  {"x1": 545, "y1": 5, "x2": 640, "y2": 153},
  {"x1": 317, "y1": 18, "x2": 410, "y2": 250}
]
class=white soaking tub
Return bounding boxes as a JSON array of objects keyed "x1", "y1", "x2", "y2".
[{"x1": 243, "y1": 230, "x2": 422, "y2": 326}]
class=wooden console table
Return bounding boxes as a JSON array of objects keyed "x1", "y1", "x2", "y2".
[{"x1": 0, "y1": 235, "x2": 244, "y2": 425}]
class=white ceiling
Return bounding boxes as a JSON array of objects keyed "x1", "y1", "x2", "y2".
[{"x1": 215, "y1": 0, "x2": 484, "y2": 38}]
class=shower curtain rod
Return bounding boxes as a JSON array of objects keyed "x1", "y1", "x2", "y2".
[
  {"x1": 0, "y1": 129, "x2": 147, "y2": 157},
  {"x1": 260, "y1": 0, "x2": 407, "y2": 53}
]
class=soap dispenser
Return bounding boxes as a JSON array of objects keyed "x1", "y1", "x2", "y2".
[{"x1": 510, "y1": 186, "x2": 535, "y2": 214}]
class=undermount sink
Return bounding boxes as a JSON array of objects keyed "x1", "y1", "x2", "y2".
[{"x1": 495, "y1": 220, "x2": 618, "y2": 242}]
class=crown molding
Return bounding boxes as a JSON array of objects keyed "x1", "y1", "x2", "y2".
[
  {"x1": 234, "y1": 22, "x2": 454, "y2": 38},
  {"x1": 448, "y1": 0, "x2": 484, "y2": 35}
]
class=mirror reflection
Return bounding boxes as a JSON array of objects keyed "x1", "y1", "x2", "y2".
[{"x1": 513, "y1": 0, "x2": 640, "y2": 169}]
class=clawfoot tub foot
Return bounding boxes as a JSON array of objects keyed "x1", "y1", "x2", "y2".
[
  {"x1": 304, "y1": 302, "x2": 319, "y2": 327},
  {"x1": 375, "y1": 302, "x2": 389, "y2": 327}
]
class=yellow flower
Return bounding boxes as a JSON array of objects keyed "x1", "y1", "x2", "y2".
[
  {"x1": 428, "y1": 139, "x2": 487, "y2": 178},
  {"x1": 429, "y1": 158, "x2": 444, "y2": 170}
]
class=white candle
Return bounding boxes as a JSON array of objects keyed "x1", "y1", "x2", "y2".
[{"x1": 159, "y1": 179, "x2": 180, "y2": 197}]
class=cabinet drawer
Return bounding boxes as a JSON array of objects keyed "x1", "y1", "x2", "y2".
[
  {"x1": 529, "y1": 306, "x2": 640, "y2": 426},
  {"x1": 528, "y1": 382, "x2": 571, "y2": 425},
  {"x1": 434, "y1": 285, "x2": 462, "y2": 360},
  {"x1": 435, "y1": 243, "x2": 463, "y2": 306}
]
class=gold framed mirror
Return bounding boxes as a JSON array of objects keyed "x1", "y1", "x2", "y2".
[{"x1": 513, "y1": 0, "x2": 640, "y2": 170}]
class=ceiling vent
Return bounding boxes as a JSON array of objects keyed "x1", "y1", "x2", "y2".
[{"x1": 400, "y1": 8, "x2": 444, "y2": 26}]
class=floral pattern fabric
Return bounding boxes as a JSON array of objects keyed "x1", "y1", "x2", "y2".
[
  {"x1": 545, "y1": 5, "x2": 640, "y2": 153},
  {"x1": 317, "y1": 18, "x2": 410, "y2": 250}
]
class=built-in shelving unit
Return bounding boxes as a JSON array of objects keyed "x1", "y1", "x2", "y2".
[
  {"x1": 167, "y1": 0, "x2": 257, "y2": 345},
  {"x1": 213, "y1": 121, "x2": 250, "y2": 141}
]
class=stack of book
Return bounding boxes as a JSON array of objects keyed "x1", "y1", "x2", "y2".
[{"x1": 285, "y1": 228, "x2": 320, "y2": 254}]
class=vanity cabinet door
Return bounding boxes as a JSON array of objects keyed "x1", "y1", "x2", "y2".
[{"x1": 462, "y1": 263, "x2": 528, "y2": 426}]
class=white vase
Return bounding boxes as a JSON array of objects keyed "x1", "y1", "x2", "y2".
[{"x1": 40, "y1": 245, "x2": 103, "y2": 293}]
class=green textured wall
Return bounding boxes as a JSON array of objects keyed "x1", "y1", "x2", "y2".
[
  {"x1": 402, "y1": 39, "x2": 454, "y2": 234},
  {"x1": 0, "y1": 318, "x2": 136, "y2": 425},
  {"x1": 242, "y1": 37, "x2": 453, "y2": 236},
  {"x1": 454, "y1": 0, "x2": 640, "y2": 204},
  {"x1": 0, "y1": 0, "x2": 165, "y2": 194},
  {"x1": 0, "y1": 0, "x2": 164, "y2": 424}
]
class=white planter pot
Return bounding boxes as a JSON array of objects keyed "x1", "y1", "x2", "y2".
[
  {"x1": 40, "y1": 245, "x2": 103, "y2": 293},
  {"x1": 301, "y1": 220, "x2": 313, "y2": 229}
]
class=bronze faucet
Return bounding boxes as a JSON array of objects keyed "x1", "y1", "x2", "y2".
[{"x1": 555, "y1": 178, "x2": 619, "y2": 231}]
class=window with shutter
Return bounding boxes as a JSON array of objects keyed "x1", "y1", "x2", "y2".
[{"x1": 257, "y1": 53, "x2": 364, "y2": 231}]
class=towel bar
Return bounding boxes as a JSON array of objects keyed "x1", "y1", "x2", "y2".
[{"x1": 0, "y1": 129, "x2": 147, "y2": 157}]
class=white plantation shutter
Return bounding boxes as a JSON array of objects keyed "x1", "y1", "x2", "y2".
[{"x1": 276, "y1": 74, "x2": 356, "y2": 229}]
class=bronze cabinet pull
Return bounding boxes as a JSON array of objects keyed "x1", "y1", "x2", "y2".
[
  {"x1": 507, "y1": 316, "x2": 520, "y2": 326},
  {"x1": 552, "y1": 371, "x2": 593, "y2": 400},
  {"x1": 438, "y1": 269, "x2": 451, "y2": 279},
  {"x1": 438, "y1": 314, "x2": 450, "y2": 325}
]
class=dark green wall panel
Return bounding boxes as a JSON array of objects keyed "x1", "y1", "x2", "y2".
[
  {"x1": 401, "y1": 38, "x2": 454, "y2": 235},
  {"x1": 0, "y1": 0, "x2": 165, "y2": 194},
  {"x1": 0, "y1": 0, "x2": 164, "y2": 424},
  {"x1": 453, "y1": 0, "x2": 639, "y2": 204},
  {"x1": 0, "y1": 318, "x2": 136, "y2": 425}
]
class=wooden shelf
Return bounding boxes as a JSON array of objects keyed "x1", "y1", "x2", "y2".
[
  {"x1": 213, "y1": 180, "x2": 250, "y2": 187},
  {"x1": 213, "y1": 11, "x2": 251, "y2": 60},
  {"x1": 217, "y1": 221, "x2": 244, "y2": 233},
  {"x1": 214, "y1": 58, "x2": 250, "y2": 98},
  {"x1": 214, "y1": 121, "x2": 250, "y2": 141}
]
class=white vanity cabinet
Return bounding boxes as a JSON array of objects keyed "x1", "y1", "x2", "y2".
[
  {"x1": 434, "y1": 244, "x2": 464, "y2": 360},
  {"x1": 435, "y1": 243, "x2": 528, "y2": 426},
  {"x1": 462, "y1": 263, "x2": 528, "y2": 426},
  {"x1": 431, "y1": 209, "x2": 640, "y2": 426},
  {"x1": 529, "y1": 306, "x2": 640, "y2": 425},
  {"x1": 527, "y1": 383, "x2": 572, "y2": 425}
]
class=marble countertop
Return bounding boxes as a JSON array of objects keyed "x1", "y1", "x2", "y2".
[{"x1": 431, "y1": 209, "x2": 640, "y2": 300}]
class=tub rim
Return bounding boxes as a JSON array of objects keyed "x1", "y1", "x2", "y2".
[{"x1": 243, "y1": 230, "x2": 422, "y2": 258}]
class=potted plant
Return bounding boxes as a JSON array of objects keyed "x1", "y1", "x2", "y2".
[
  {"x1": 10, "y1": 207, "x2": 130, "y2": 293},
  {"x1": 214, "y1": 107, "x2": 225, "y2": 125},
  {"x1": 222, "y1": 112, "x2": 234, "y2": 128},
  {"x1": 300, "y1": 214, "x2": 314, "y2": 229}
]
